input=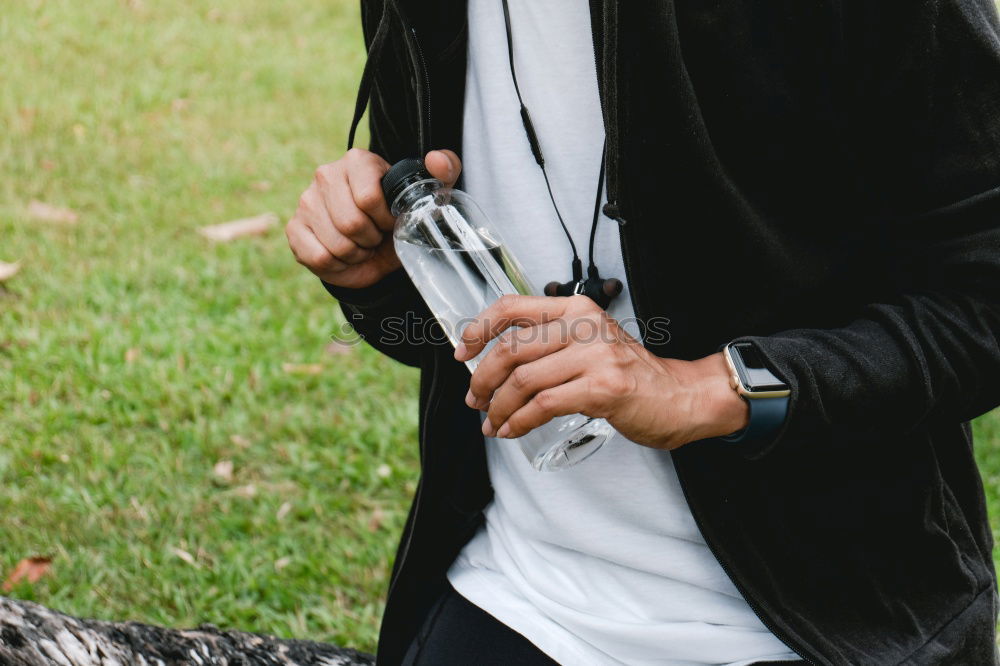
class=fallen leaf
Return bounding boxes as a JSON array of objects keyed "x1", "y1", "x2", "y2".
[
  {"x1": 233, "y1": 484, "x2": 257, "y2": 498},
  {"x1": 171, "y1": 547, "x2": 199, "y2": 568},
  {"x1": 276, "y1": 502, "x2": 292, "y2": 521},
  {"x1": 230, "y1": 434, "x2": 251, "y2": 448},
  {"x1": 0, "y1": 261, "x2": 22, "y2": 282},
  {"x1": 130, "y1": 496, "x2": 150, "y2": 523},
  {"x1": 274, "y1": 556, "x2": 291, "y2": 571},
  {"x1": 124, "y1": 347, "x2": 140, "y2": 363},
  {"x1": 368, "y1": 507, "x2": 385, "y2": 532},
  {"x1": 28, "y1": 200, "x2": 79, "y2": 224},
  {"x1": 198, "y1": 212, "x2": 277, "y2": 242},
  {"x1": 18, "y1": 107, "x2": 37, "y2": 132},
  {"x1": 3, "y1": 556, "x2": 52, "y2": 592},
  {"x1": 325, "y1": 339, "x2": 355, "y2": 356},
  {"x1": 281, "y1": 362, "x2": 323, "y2": 375},
  {"x1": 213, "y1": 460, "x2": 234, "y2": 483}
]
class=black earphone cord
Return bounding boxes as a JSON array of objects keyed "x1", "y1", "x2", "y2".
[{"x1": 500, "y1": 0, "x2": 608, "y2": 286}]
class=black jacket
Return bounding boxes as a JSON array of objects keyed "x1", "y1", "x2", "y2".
[{"x1": 325, "y1": 1, "x2": 1000, "y2": 663}]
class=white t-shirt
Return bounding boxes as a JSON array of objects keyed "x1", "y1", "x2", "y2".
[{"x1": 446, "y1": 2, "x2": 802, "y2": 665}]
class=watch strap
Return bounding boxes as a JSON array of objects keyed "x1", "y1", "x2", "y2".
[{"x1": 720, "y1": 394, "x2": 789, "y2": 444}]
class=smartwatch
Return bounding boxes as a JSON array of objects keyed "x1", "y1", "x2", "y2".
[{"x1": 721, "y1": 341, "x2": 790, "y2": 445}]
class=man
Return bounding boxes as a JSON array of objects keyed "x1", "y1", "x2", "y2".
[{"x1": 286, "y1": 0, "x2": 1000, "y2": 663}]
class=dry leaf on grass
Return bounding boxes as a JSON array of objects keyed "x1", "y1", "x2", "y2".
[
  {"x1": 325, "y1": 339, "x2": 355, "y2": 356},
  {"x1": 2, "y1": 556, "x2": 52, "y2": 592},
  {"x1": 233, "y1": 484, "x2": 257, "y2": 499},
  {"x1": 276, "y1": 502, "x2": 292, "y2": 521},
  {"x1": 230, "y1": 434, "x2": 251, "y2": 448},
  {"x1": 368, "y1": 507, "x2": 386, "y2": 532},
  {"x1": 281, "y1": 362, "x2": 323, "y2": 375},
  {"x1": 28, "y1": 200, "x2": 79, "y2": 224},
  {"x1": 124, "y1": 347, "x2": 140, "y2": 363},
  {"x1": 0, "y1": 261, "x2": 22, "y2": 282},
  {"x1": 198, "y1": 213, "x2": 277, "y2": 242},
  {"x1": 170, "y1": 547, "x2": 199, "y2": 568},
  {"x1": 274, "y1": 557, "x2": 291, "y2": 572},
  {"x1": 130, "y1": 496, "x2": 151, "y2": 523},
  {"x1": 213, "y1": 460, "x2": 234, "y2": 483}
]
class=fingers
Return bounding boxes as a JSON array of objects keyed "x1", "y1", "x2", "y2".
[
  {"x1": 285, "y1": 215, "x2": 349, "y2": 279},
  {"x1": 307, "y1": 179, "x2": 377, "y2": 265},
  {"x1": 467, "y1": 320, "x2": 571, "y2": 409},
  {"x1": 456, "y1": 295, "x2": 575, "y2": 361},
  {"x1": 424, "y1": 149, "x2": 462, "y2": 188},
  {"x1": 493, "y1": 378, "x2": 596, "y2": 439},
  {"x1": 314, "y1": 161, "x2": 384, "y2": 252},
  {"x1": 344, "y1": 148, "x2": 395, "y2": 233},
  {"x1": 483, "y1": 347, "x2": 587, "y2": 435},
  {"x1": 288, "y1": 148, "x2": 405, "y2": 289},
  {"x1": 304, "y1": 149, "x2": 393, "y2": 266}
]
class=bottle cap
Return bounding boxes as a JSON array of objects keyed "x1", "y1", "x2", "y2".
[{"x1": 381, "y1": 158, "x2": 433, "y2": 206}]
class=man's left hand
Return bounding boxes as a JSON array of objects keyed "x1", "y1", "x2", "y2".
[{"x1": 456, "y1": 294, "x2": 749, "y2": 450}]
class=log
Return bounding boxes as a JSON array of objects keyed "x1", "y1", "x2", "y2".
[{"x1": 0, "y1": 596, "x2": 374, "y2": 666}]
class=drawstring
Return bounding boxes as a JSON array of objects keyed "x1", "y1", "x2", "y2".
[
  {"x1": 347, "y1": 3, "x2": 392, "y2": 150},
  {"x1": 347, "y1": 0, "x2": 431, "y2": 156},
  {"x1": 599, "y1": 0, "x2": 626, "y2": 226}
]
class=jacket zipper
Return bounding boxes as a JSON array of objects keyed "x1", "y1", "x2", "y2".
[
  {"x1": 381, "y1": 10, "x2": 438, "y2": 616},
  {"x1": 385, "y1": 0, "x2": 433, "y2": 155},
  {"x1": 408, "y1": 25, "x2": 433, "y2": 155},
  {"x1": 597, "y1": 2, "x2": 816, "y2": 663}
]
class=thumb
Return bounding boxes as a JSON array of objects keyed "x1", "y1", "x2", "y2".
[{"x1": 424, "y1": 149, "x2": 462, "y2": 188}]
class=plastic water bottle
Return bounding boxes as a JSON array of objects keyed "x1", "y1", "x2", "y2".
[{"x1": 381, "y1": 158, "x2": 614, "y2": 471}]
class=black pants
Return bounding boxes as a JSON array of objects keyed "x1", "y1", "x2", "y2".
[
  {"x1": 402, "y1": 584, "x2": 807, "y2": 665},
  {"x1": 403, "y1": 584, "x2": 559, "y2": 665}
]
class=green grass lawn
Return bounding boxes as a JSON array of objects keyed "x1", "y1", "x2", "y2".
[{"x1": 2, "y1": 0, "x2": 1000, "y2": 655}]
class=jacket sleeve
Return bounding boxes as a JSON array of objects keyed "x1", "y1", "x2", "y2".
[
  {"x1": 322, "y1": 271, "x2": 430, "y2": 368},
  {"x1": 741, "y1": 0, "x2": 1000, "y2": 458}
]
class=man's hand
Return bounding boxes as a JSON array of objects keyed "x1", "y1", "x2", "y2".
[
  {"x1": 456, "y1": 295, "x2": 749, "y2": 450},
  {"x1": 286, "y1": 148, "x2": 461, "y2": 290}
]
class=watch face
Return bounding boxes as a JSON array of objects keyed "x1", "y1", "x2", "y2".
[{"x1": 730, "y1": 342, "x2": 787, "y2": 393}]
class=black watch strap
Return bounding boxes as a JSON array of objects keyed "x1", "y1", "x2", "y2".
[{"x1": 720, "y1": 394, "x2": 789, "y2": 444}]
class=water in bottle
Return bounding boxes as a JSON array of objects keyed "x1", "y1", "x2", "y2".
[{"x1": 383, "y1": 158, "x2": 614, "y2": 471}]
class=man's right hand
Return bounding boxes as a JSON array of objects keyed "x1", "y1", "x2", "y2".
[{"x1": 286, "y1": 148, "x2": 462, "y2": 290}]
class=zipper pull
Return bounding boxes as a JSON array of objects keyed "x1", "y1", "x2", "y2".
[{"x1": 602, "y1": 202, "x2": 627, "y2": 226}]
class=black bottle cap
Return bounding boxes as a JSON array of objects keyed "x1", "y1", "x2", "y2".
[{"x1": 381, "y1": 157, "x2": 433, "y2": 206}]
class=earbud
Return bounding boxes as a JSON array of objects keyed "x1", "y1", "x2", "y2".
[{"x1": 544, "y1": 276, "x2": 623, "y2": 310}]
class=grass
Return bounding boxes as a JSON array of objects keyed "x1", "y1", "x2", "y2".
[
  {"x1": 1, "y1": 0, "x2": 416, "y2": 652},
  {"x1": 2, "y1": 0, "x2": 1000, "y2": 655}
]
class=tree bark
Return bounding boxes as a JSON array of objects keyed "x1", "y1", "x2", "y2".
[{"x1": 0, "y1": 596, "x2": 374, "y2": 666}]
